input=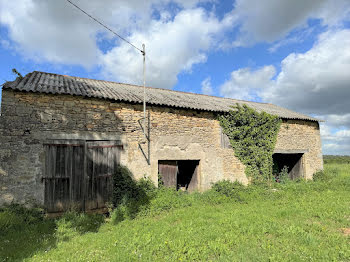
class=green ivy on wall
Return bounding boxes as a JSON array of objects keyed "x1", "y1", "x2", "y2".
[{"x1": 218, "y1": 104, "x2": 281, "y2": 183}]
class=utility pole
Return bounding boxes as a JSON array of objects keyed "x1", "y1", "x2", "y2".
[
  {"x1": 141, "y1": 43, "x2": 150, "y2": 165},
  {"x1": 65, "y1": 0, "x2": 151, "y2": 164},
  {"x1": 142, "y1": 44, "x2": 146, "y2": 138}
]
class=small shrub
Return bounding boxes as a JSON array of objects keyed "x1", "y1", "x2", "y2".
[
  {"x1": 313, "y1": 170, "x2": 335, "y2": 182},
  {"x1": 141, "y1": 188, "x2": 194, "y2": 216},
  {"x1": 112, "y1": 165, "x2": 156, "y2": 206},
  {"x1": 112, "y1": 187, "x2": 199, "y2": 221},
  {"x1": 111, "y1": 204, "x2": 128, "y2": 223},
  {"x1": 138, "y1": 177, "x2": 157, "y2": 197},
  {"x1": 158, "y1": 172, "x2": 164, "y2": 188},
  {"x1": 199, "y1": 190, "x2": 230, "y2": 205},
  {"x1": 111, "y1": 165, "x2": 156, "y2": 223},
  {"x1": 211, "y1": 180, "x2": 246, "y2": 202},
  {"x1": 112, "y1": 165, "x2": 138, "y2": 206},
  {"x1": 277, "y1": 165, "x2": 290, "y2": 184}
]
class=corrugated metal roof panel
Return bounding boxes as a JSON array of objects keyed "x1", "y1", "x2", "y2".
[{"x1": 2, "y1": 71, "x2": 321, "y2": 122}]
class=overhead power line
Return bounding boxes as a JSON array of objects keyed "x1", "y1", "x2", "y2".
[
  {"x1": 65, "y1": 0, "x2": 143, "y2": 54},
  {"x1": 65, "y1": 0, "x2": 150, "y2": 165}
]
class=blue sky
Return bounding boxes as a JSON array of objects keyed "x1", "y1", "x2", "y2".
[{"x1": 1, "y1": 0, "x2": 350, "y2": 155}]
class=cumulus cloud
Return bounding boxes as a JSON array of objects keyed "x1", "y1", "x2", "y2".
[
  {"x1": 321, "y1": 125, "x2": 350, "y2": 155},
  {"x1": 319, "y1": 116, "x2": 350, "y2": 155},
  {"x1": 323, "y1": 114, "x2": 350, "y2": 128},
  {"x1": 232, "y1": 0, "x2": 350, "y2": 45},
  {"x1": 201, "y1": 77, "x2": 213, "y2": 95},
  {"x1": 0, "y1": 0, "x2": 195, "y2": 65},
  {"x1": 220, "y1": 29, "x2": 350, "y2": 154},
  {"x1": 261, "y1": 29, "x2": 350, "y2": 116},
  {"x1": 100, "y1": 8, "x2": 233, "y2": 88},
  {"x1": 0, "y1": 0, "x2": 233, "y2": 88},
  {"x1": 0, "y1": 0, "x2": 104, "y2": 65},
  {"x1": 219, "y1": 66, "x2": 275, "y2": 100}
]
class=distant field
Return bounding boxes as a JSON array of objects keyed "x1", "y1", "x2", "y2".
[
  {"x1": 324, "y1": 155, "x2": 350, "y2": 164},
  {"x1": 1, "y1": 161, "x2": 349, "y2": 261}
]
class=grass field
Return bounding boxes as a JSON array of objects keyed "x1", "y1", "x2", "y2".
[{"x1": 1, "y1": 162, "x2": 349, "y2": 261}]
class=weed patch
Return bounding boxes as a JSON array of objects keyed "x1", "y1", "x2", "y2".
[{"x1": 55, "y1": 212, "x2": 105, "y2": 241}]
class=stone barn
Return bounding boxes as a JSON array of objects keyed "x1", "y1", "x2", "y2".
[{"x1": 0, "y1": 71, "x2": 323, "y2": 212}]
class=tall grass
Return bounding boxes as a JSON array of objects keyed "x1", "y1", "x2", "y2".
[{"x1": 0, "y1": 162, "x2": 349, "y2": 261}]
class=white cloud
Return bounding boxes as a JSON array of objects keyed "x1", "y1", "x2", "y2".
[
  {"x1": 232, "y1": 0, "x2": 350, "y2": 45},
  {"x1": 0, "y1": 0, "x2": 234, "y2": 88},
  {"x1": 220, "y1": 29, "x2": 350, "y2": 154},
  {"x1": 201, "y1": 77, "x2": 213, "y2": 95},
  {"x1": 0, "y1": 39, "x2": 10, "y2": 49},
  {"x1": 261, "y1": 29, "x2": 350, "y2": 116},
  {"x1": 0, "y1": 0, "x2": 103, "y2": 65},
  {"x1": 321, "y1": 124, "x2": 350, "y2": 155},
  {"x1": 100, "y1": 8, "x2": 233, "y2": 88},
  {"x1": 220, "y1": 66, "x2": 275, "y2": 100},
  {"x1": 1, "y1": 0, "x2": 349, "y2": 92},
  {"x1": 267, "y1": 27, "x2": 314, "y2": 53},
  {"x1": 0, "y1": 0, "x2": 212, "y2": 65},
  {"x1": 324, "y1": 114, "x2": 350, "y2": 128}
]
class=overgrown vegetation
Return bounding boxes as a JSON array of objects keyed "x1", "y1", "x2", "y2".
[
  {"x1": 218, "y1": 104, "x2": 281, "y2": 182},
  {"x1": 55, "y1": 212, "x2": 105, "y2": 242},
  {"x1": 0, "y1": 204, "x2": 44, "y2": 233},
  {"x1": 324, "y1": 155, "x2": 350, "y2": 164},
  {"x1": 1, "y1": 161, "x2": 349, "y2": 261},
  {"x1": 0, "y1": 206, "x2": 105, "y2": 261},
  {"x1": 111, "y1": 165, "x2": 156, "y2": 222}
]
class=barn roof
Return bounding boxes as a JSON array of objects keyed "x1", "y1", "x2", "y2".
[{"x1": 3, "y1": 71, "x2": 320, "y2": 122}]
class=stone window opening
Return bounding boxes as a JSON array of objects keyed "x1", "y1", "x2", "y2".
[
  {"x1": 158, "y1": 160, "x2": 199, "y2": 192},
  {"x1": 273, "y1": 153, "x2": 304, "y2": 180}
]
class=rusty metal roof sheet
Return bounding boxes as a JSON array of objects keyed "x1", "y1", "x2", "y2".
[{"x1": 3, "y1": 71, "x2": 320, "y2": 122}]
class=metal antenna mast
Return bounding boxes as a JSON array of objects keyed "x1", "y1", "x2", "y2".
[
  {"x1": 140, "y1": 44, "x2": 150, "y2": 164},
  {"x1": 142, "y1": 44, "x2": 146, "y2": 141}
]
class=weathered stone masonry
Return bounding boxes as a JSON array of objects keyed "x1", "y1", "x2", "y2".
[{"x1": 0, "y1": 90, "x2": 323, "y2": 206}]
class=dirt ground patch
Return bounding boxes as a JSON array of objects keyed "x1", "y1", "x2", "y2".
[{"x1": 340, "y1": 228, "x2": 350, "y2": 236}]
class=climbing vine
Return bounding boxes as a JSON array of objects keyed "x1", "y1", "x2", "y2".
[{"x1": 218, "y1": 104, "x2": 281, "y2": 182}]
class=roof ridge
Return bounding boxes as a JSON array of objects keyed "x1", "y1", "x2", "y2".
[{"x1": 31, "y1": 71, "x2": 271, "y2": 106}]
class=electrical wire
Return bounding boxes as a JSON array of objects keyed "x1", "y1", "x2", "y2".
[{"x1": 65, "y1": 0, "x2": 143, "y2": 54}]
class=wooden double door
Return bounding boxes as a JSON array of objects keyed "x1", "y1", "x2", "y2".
[{"x1": 43, "y1": 140, "x2": 121, "y2": 213}]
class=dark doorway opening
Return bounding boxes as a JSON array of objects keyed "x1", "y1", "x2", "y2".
[
  {"x1": 273, "y1": 153, "x2": 304, "y2": 180},
  {"x1": 158, "y1": 160, "x2": 199, "y2": 192}
]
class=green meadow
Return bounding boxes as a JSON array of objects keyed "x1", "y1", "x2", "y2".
[{"x1": 1, "y1": 161, "x2": 349, "y2": 261}]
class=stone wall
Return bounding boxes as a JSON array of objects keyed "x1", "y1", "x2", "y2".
[
  {"x1": 0, "y1": 90, "x2": 323, "y2": 206},
  {"x1": 275, "y1": 120, "x2": 323, "y2": 179}
]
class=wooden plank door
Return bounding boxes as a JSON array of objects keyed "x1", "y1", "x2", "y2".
[
  {"x1": 44, "y1": 140, "x2": 121, "y2": 213},
  {"x1": 187, "y1": 162, "x2": 199, "y2": 192},
  {"x1": 289, "y1": 154, "x2": 304, "y2": 180},
  {"x1": 85, "y1": 141, "x2": 121, "y2": 211},
  {"x1": 43, "y1": 143, "x2": 84, "y2": 212},
  {"x1": 158, "y1": 160, "x2": 178, "y2": 188}
]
